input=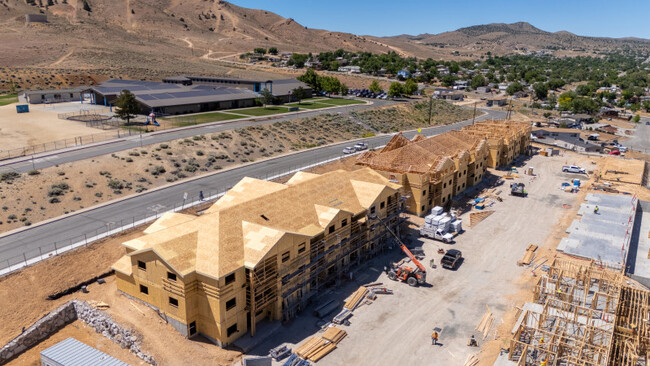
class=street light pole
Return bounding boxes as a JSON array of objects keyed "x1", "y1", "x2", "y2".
[
  {"x1": 428, "y1": 94, "x2": 433, "y2": 125},
  {"x1": 472, "y1": 102, "x2": 477, "y2": 125}
]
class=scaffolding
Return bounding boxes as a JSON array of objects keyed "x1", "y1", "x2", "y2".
[{"x1": 508, "y1": 258, "x2": 650, "y2": 366}]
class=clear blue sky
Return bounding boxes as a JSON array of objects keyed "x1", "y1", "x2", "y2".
[{"x1": 231, "y1": 0, "x2": 649, "y2": 39}]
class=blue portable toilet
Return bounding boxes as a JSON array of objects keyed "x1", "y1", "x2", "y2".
[
  {"x1": 573, "y1": 179, "x2": 581, "y2": 187},
  {"x1": 16, "y1": 105, "x2": 29, "y2": 113}
]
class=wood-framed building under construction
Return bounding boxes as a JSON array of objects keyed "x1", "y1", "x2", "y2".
[
  {"x1": 112, "y1": 168, "x2": 402, "y2": 346},
  {"x1": 461, "y1": 120, "x2": 531, "y2": 168},
  {"x1": 507, "y1": 258, "x2": 650, "y2": 366}
]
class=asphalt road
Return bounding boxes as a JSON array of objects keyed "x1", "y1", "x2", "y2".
[
  {"x1": 0, "y1": 108, "x2": 506, "y2": 270},
  {"x1": 0, "y1": 99, "x2": 396, "y2": 174},
  {"x1": 624, "y1": 116, "x2": 650, "y2": 153}
]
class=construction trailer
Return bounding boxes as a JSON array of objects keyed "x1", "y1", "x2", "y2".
[
  {"x1": 507, "y1": 258, "x2": 650, "y2": 366},
  {"x1": 112, "y1": 168, "x2": 404, "y2": 347}
]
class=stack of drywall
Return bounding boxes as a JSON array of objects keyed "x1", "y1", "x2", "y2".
[
  {"x1": 451, "y1": 220, "x2": 463, "y2": 233},
  {"x1": 431, "y1": 206, "x2": 444, "y2": 216},
  {"x1": 423, "y1": 213, "x2": 451, "y2": 232}
]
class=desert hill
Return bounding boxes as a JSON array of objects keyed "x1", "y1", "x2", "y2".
[
  {"x1": 376, "y1": 22, "x2": 650, "y2": 59},
  {"x1": 1, "y1": 0, "x2": 649, "y2": 90}
]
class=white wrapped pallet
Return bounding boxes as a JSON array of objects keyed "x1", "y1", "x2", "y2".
[
  {"x1": 438, "y1": 217, "x2": 452, "y2": 231},
  {"x1": 452, "y1": 220, "x2": 463, "y2": 233},
  {"x1": 425, "y1": 214, "x2": 434, "y2": 225},
  {"x1": 430, "y1": 206, "x2": 444, "y2": 216},
  {"x1": 432, "y1": 214, "x2": 446, "y2": 225}
]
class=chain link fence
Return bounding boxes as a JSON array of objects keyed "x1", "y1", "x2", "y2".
[{"x1": 0, "y1": 141, "x2": 385, "y2": 276}]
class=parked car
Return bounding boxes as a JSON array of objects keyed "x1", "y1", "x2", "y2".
[
  {"x1": 441, "y1": 249, "x2": 463, "y2": 270},
  {"x1": 562, "y1": 165, "x2": 586, "y2": 174},
  {"x1": 354, "y1": 142, "x2": 368, "y2": 151},
  {"x1": 342, "y1": 147, "x2": 356, "y2": 154},
  {"x1": 609, "y1": 150, "x2": 621, "y2": 155}
]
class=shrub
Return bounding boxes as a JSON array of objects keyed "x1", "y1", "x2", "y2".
[
  {"x1": 49, "y1": 197, "x2": 60, "y2": 203},
  {"x1": 8, "y1": 214, "x2": 17, "y2": 220},
  {"x1": 184, "y1": 164, "x2": 198, "y2": 173},
  {"x1": 57, "y1": 171, "x2": 65, "y2": 176},
  {"x1": 196, "y1": 150, "x2": 204, "y2": 156},
  {"x1": 128, "y1": 151, "x2": 140, "y2": 156},
  {"x1": 95, "y1": 192, "x2": 103, "y2": 197},
  {"x1": 150, "y1": 166, "x2": 166, "y2": 176},
  {"x1": 0, "y1": 172, "x2": 20, "y2": 181},
  {"x1": 28, "y1": 170, "x2": 40, "y2": 176},
  {"x1": 125, "y1": 157, "x2": 133, "y2": 162},
  {"x1": 107, "y1": 179, "x2": 124, "y2": 190}
]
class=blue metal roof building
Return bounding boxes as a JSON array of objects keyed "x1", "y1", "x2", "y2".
[{"x1": 40, "y1": 337, "x2": 129, "y2": 366}]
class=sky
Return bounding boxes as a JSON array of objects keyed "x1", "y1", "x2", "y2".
[{"x1": 231, "y1": 0, "x2": 650, "y2": 39}]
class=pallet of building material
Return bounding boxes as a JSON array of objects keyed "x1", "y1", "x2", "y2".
[
  {"x1": 469, "y1": 211, "x2": 494, "y2": 227},
  {"x1": 464, "y1": 354, "x2": 479, "y2": 366},
  {"x1": 295, "y1": 337, "x2": 323, "y2": 359},
  {"x1": 332, "y1": 309, "x2": 352, "y2": 325},
  {"x1": 517, "y1": 245, "x2": 538, "y2": 266},
  {"x1": 344, "y1": 287, "x2": 369, "y2": 311},
  {"x1": 371, "y1": 287, "x2": 393, "y2": 295},
  {"x1": 307, "y1": 342, "x2": 337, "y2": 362},
  {"x1": 322, "y1": 327, "x2": 347, "y2": 344},
  {"x1": 303, "y1": 339, "x2": 329, "y2": 360}
]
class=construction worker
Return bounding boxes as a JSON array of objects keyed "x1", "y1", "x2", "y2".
[
  {"x1": 594, "y1": 205, "x2": 599, "y2": 214},
  {"x1": 541, "y1": 357, "x2": 547, "y2": 366},
  {"x1": 468, "y1": 335, "x2": 478, "y2": 347},
  {"x1": 199, "y1": 191, "x2": 204, "y2": 201},
  {"x1": 432, "y1": 330, "x2": 439, "y2": 345}
]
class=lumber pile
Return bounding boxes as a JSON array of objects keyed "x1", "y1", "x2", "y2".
[
  {"x1": 517, "y1": 244, "x2": 538, "y2": 266},
  {"x1": 476, "y1": 305, "x2": 494, "y2": 340},
  {"x1": 469, "y1": 211, "x2": 494, "y2": 227},
  {"x1": 294, "y1": 327, "x2": 347, "y2": 362},
  {"x1": 344, "y1": 286, "x2": 369, "y2": 311},
  {"x1": 464, "y1": 354, "x2": 479, "y2": 366}
]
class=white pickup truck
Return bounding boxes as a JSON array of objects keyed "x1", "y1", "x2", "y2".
[
  {"x1": 562, "y1": 165, "x2": 586, "y2": 174},
  {"x1": 419, "y1": 227, "x2": 454, "y2": 243}
]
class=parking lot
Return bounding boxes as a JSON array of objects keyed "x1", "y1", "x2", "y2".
[{"x1": 241, "y1": 152, "x2": 595, "y2": 365}]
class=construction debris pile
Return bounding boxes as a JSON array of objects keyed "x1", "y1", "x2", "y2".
[{"x1": 505, "y1": 258, "x2": 650, "y2": 366}]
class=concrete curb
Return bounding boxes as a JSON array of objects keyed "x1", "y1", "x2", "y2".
[{"x1": 0, "y1": 139, "x2": 126, "y2": 167}]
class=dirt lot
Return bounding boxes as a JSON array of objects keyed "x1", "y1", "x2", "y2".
[
  {"x1": 0, "y1": 101, "x2": 471, "y2": 233},
  {"x1": 0, "y1": 102, "x2": 103, "y2": 151},
  {"x1": 238, "y1": 152, "x2": 598, "y2": 366}
]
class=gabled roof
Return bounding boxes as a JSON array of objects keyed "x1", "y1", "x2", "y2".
[{"x1": 113, "y1": 168, "x2": 400, "y2": 280}]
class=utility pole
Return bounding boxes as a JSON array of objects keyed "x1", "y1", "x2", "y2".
[
  {"x1": 472, "y1": 101, "x2": 477, "y2": 124},
  {"x1": 428, "y1": 94, "x2": 434, "y2": 125}
]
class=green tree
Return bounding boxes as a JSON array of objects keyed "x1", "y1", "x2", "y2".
[
  {"x1": 339, "y1": 83, "x2": 348, "y2": 96},
  {"x1": 291, "y1": 87, "x2": 306, "y2": 104},
  {"x1": 506, "y1": 82, "x2": 524, "y2": 96},
  {"x1": 547, "y1": 78, "x2": 565, "y2": 90},
  {"x1": 633, "y1": 114, "x2": 641, "y2": 123},
  {"x1": 298, "y1": 69, "x2": 320, "y2": 91},
  {"x1": 268, "y1": 47, "x2": 278, "y2": 55},
  {"x1": 320, "y1": 76, "x2": 342, "y2": 96},
  {"x1": 558, "y1": 91, "x2": 576, "y2": 111},
  {"x1": 369, "y1": 80, "x2": 382, "y2": 94},
  {"x1": 115, "y1": 90, "x2": 139, "y2": 124},
  {"x1": 532, "y1": 83, "x2": 548, "y2": 100},
  {"x1": 388, "y1": 82, "x2": 403, "y2": 97},
  {"x1": 254, "y1": 48, "x2": 267, "y2": 54},
  {"x1": 404, "y1": 79, "x2": 418, "y2": 95},
  {"x1": 470, "y1": 75, "x2": 487, "y2": 89},
  {"x1": 258, "y1": 89, "x2": 274, "y2": 107},
  {"x1": 630, "y1": 103, "x2": 641, "y2": 113},
  {"x1": 441, "y1": 74, "x2": 457, "y2": 87},
  {"x1": 575, "y1": 84, "x2": 592, "y2": 96},
  {"x1": 642, "y1": 100, "x2": 650, "y2": 112}
]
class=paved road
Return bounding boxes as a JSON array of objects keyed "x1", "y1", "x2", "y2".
[
  {"x1": 0, "y1": 109, "x2": 506, "y2": 270},
  {"x1": 0, "y1": 99, "x2": 397, "y2": 174},
  {"x1": 625, "y1": 116, "x2": 650, "y2": 153}
]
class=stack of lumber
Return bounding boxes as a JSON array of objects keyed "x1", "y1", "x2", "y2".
[
  {"x1": 344, "y1": 286, "x2": 369, "y2": 311},
  {"x1": 294, "y1": 327, "x2": 347, "y2": 362},
  {"x1": 476, "y1": 305, "x2": 494, "y2": 340},
  {"x1": 469, "y1": 211, "x2": 494, "y2": 227},
  {"x1": 517, "y1": 244, "x2": 538, "y2": 266},
  {"x1": 464, "y1": 354, "x2": 479, "y2": 366}
]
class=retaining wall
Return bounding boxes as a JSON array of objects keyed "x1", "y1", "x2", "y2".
[{"x1": 0, "y1": 300, "x2": 156, "y2": 365}]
